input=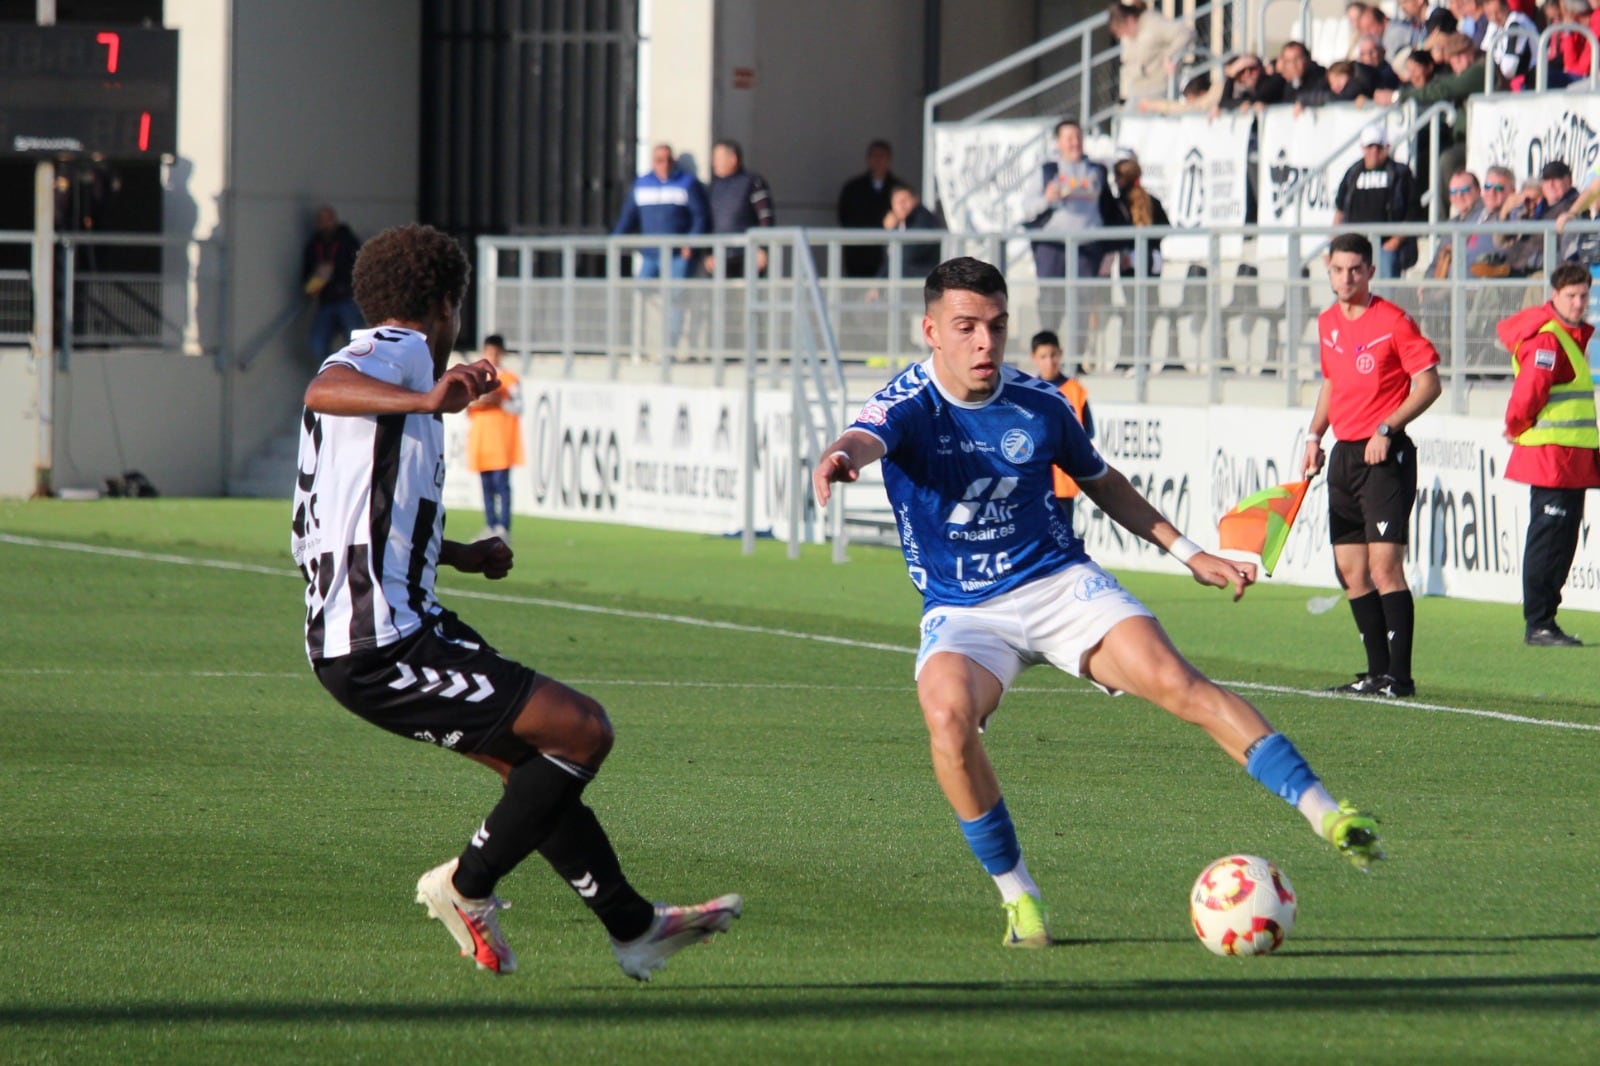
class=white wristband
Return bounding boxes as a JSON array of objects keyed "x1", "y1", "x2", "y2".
[
  {"x1": 1169, "y1": 536, "x2": 1203, "y2": 564},
  {"x1": 828, "y1": 450, "x2": 851, "y2": 465}
]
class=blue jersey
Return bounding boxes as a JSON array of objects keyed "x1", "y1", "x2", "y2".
[{"x1": 849, "y1": 361, "x2": 1107, "y2": 609}]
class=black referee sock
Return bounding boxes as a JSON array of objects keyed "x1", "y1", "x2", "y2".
[
  {"x1": 1348, "y1": 591, "x2": 1390, "y2": 678},
  {"x1": 452, "y1": 754, "x2": 594, "y2": 900},
  {"x1": 537, "y1": 802, "x2": 655, "y2": 942},
  {"x1": 1380, "y1": 590, "x2": 1416, "y2": 683}
]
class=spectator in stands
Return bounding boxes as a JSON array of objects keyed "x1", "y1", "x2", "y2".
[
  {"x1": 1021, "y1": 119, "x2": 1117, "y2": 345},
  {"x1": 1452, "y1": 0, "x2": 1489, "y2": 44},
  {"x1": 1107, "y1": 1, "x2": 1196, "y2": 104},
  {"x1": 1395, "y1": 0, "x2": 1436, "y2": 51},
  {"x1": 838, "y1": 140, "x2": 902, "y2": 278},
  {"x1": 1498, "y1": 263, "x2": 1600, "y2": 647},
  {"x1": 302, "y1": 204, "x2": 365, "y2": 364},
  {"x1": 1482, "y1": 0, "x2": 1539, "y2": 87},
  {"x1": 1358, "y1": 5, "x2": 1417, "y2": 65},
  {"x1": 1555, "y1": 160, "x2": 1600, "y2": 233},
  {"x1": 1354, "y1": 36, "x2": 1403, "y2": 90},
  {"x1": 1101, "y1": 157, "x2": 1170, "y2": 277},
  {"x1": 1347, "y1": 1, "x2": 1372, "y2": 49},
  {"x1": 1222, "y1": 53, "x2": 1269, "y2": 107},
  {"x1": 879, "y1": 184, "x2": 945, "y2": 280},
  {"x1": 702, "y1": 139, "x2": 774, "y2": 280},
  {"x1": 1257, "y1": 41, "x2": 1329, "y2": 104},
  {"x1": 1294, "y1": 61, "x2": 1365, "y2": 108},
  {"x1": 1333, "y1": 123, "x2": 1423, "y2": 277},
  {"x1": 1420, "y1": 170, "x2": 1492, "y2": 301},
  {"x1": 613, "y1": 143, "x2": 708, "y2": 281},
  {"x1": 1402, "y1": 47, "x2": 1440, "y2": 86},
  {"x1": 1501, "y1": 162, "x2": 1581, "y2": 274},
  {"x1": 613, "y1": 143, "x2": 708, "y2": 351}
]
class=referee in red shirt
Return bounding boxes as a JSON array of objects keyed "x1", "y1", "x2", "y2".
[
  {"x1": 1303, "y1": 233, "x2": 1442, "y2": 697},
  {"x1": 1498, "y1": 263, "x2": 1600, "y2": 647}
]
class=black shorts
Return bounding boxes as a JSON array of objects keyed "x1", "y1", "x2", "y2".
[
  {"x1": 313, "y1": 611, "x2": 543, "y2": 760},
  {"x1": 1327, "y1": 434, "x2": 1417, "y2": 546}
]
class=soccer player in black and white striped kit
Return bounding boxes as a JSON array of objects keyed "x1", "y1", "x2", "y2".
[{"x1": 293, "y1": 223, "x2": 739, "y2": 979}]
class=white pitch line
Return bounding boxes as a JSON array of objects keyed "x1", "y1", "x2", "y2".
[{"x1": 5, "y1": 532, "x2": 1599, "y2": 734}]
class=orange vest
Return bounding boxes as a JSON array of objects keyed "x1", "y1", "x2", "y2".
[
  {"x1": 465, "y1": 368, "x2": 525, "y2": 473},
  {"x1": 1052, "y1": 377, "x2": 1090, "y2": 498}
]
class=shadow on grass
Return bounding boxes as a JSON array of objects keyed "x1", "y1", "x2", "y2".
[{"x1": 5, "y1": 972, "x2": 1599, "y2": 1026}]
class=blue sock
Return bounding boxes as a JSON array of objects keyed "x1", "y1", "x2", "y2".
[
  {"x1": 1245, "y1": 733, "x2": 1320, "y2": 807},
  {"x1": 958, "y1": 798, "x2": 1023, "y2": 875}
]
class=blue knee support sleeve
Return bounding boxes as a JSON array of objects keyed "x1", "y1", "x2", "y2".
[
  {"x1": 1245, "y1": 733, "x2": 1320, "y2": 807},
  {"x1": 958, "y1": 798, "x2": 1022, "y2": 876}
]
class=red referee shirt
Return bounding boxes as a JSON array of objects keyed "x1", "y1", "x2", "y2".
[{"x1": 1317, "y1": 294, "x2": 1440, "y2": 441}]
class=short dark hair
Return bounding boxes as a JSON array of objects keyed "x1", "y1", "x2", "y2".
[
  {"x1": 925, "y1": 256, "x2": 1008, "y2": 309},
  {"x1": 868, "y1": 139, "x2": 892, "y2": 156},
  {"x1": 713, "y1": 138, "x2": 743, "y2": 164},
  {"x1": 1031, "y1": 330, "x2": 1061, "y2": 351},
  {"x1": 483, "y1": 333, "x2": 506, "y2": 348},
  {"x1": 1328, "y1": 231, "x2": 1374, "y2": 265},
  {"x1": 353, "y1": 223, "x2": 471, "y2": 326},
  {"x1": 1053, "y1": 118, "x2": 1082, "y2": 139},
  {"x1": 1550, "y1": 262, "x2": 1592, "y2": 292}
]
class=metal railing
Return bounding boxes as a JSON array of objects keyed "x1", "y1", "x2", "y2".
[
  {"x1": 0, "y1": 231, "x2": 218, "y2": 368},
  {"x1": 476, "y1": 220, "x2": 1592, "y2": 397}
]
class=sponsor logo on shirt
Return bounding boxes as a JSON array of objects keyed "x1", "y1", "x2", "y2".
[
  {"x1": 858, "y1": 402, "x2": 888, "y2": 425},
  {"x1": 347, "y1": 340, "x2": 374, "y2": 357},
  {"x1": 1074, "y1": 572, "x2": 1126, "y2": 601}
]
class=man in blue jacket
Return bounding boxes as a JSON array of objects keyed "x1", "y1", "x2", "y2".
[{"x1": 614, "y1": 144, "x2": 709, "y2": 350}]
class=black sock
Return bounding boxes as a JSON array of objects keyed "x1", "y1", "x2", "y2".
[
  {"x1": 1380, "y1": 590, "x2": 1415, "y2": 683},
  {"x1": 452, "y1": 754, "x2": 594, "y2": 900},
  {"x1": 538, "y1": 802, "x2": 655, "y2": 941},
  {"x1": 1348, "y1": 591, "x2": 1390, "y2": 677}
]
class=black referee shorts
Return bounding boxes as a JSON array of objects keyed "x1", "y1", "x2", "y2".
[
  {"x1": 1327, "y1": 434, "x2": 1417, "y2": 546},
  {"x1": 313, "y1": 611, "x2": 543, "y2": 760}
]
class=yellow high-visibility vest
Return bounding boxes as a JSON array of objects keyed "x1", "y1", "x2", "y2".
[{"x1": 1512, "y1": 320, "x2": 1599, "y2": 449}]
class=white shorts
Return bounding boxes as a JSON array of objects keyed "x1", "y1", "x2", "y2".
[{"x1": 914, "y1": 562, "x2": 1155, "y2": 695}]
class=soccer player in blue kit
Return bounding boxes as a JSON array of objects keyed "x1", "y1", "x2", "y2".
[{"x1": 812, "y1": 258, "x2": 1383, "y2": 947}]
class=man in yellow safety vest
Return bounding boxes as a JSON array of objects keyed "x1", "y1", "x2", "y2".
[{"x1": 1497, "y1": 262, "x2": 1600, "y2": 646}]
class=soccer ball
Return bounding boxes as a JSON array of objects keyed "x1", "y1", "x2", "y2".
[{"x1": 1190, "y1": 854, "x2": 1297, "y2": 957}]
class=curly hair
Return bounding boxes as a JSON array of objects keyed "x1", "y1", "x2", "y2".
[{"x1": 352, "y1": 223, "x2": 471, "y2": 326}]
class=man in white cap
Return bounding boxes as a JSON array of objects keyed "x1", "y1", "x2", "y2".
[{"x1": 1333, "y1": 123, "x2": 1422, "y2": 278}]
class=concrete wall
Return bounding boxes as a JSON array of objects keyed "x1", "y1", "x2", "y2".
[
  {"x1": 221, "y1": 0, "x2": 421, "y2": 488},
  {"x1": 710, "y1": 0, "x2": 930, "y2": 226}
]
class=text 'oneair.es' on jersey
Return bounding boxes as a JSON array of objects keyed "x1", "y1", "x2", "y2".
[
  {"x1": 848, "y1": 361, "x2": 1108, "y2": 609},
  {"x1": 292, "y1": 327, "x2": 448, "y2": 662}
]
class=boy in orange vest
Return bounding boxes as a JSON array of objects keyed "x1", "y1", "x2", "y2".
[
  {"x1": 1029, "y1": 330, "x2": 1094, "y2": 527},
  {"x1": 466, "y1": 334, "x2": 524, "y2": 539}
]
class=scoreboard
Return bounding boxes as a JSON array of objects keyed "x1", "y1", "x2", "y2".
[{"x1": 0, "y1": 24, "x2": 178, "y2": 158}]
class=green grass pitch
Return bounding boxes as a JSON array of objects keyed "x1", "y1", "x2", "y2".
[{"x1": 2, "y1": 499, "x2": 1598, "y2": 1064}]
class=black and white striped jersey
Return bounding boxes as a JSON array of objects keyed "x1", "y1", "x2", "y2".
[{"x1": 292, "y1": 327, "x2": 447, "y2": 661}]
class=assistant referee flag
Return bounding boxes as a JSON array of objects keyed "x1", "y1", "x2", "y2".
[{"x1": 1218, "y1": 480, "x2": 1309, "y2": 576}]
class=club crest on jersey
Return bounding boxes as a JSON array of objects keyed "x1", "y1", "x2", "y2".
[
  {"x1": 347, "y1": 339, "x2": 374, "y2": 357},
  {"x1": 1355, "y1": 353, "x2": 1375, "y2": 374},
  {"x1": 1000, "y1": 428, "x2": 1035, "y2": 464},
  {"x1": 858, "y1": 402, "x2": 888, "y2": 425}
]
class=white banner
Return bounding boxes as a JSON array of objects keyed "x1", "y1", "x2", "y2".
[
  {"x1": 1465, "y1": 92, "x2": 1600, "y2": 188},
  {"x1": 1114, "y1": 112, "x2": 1254, "y2": 260},
  {"x1": 1256, "y1": 104, "x2": 1409, "y2": 259},
  {"x1": 1082, "y1": 401, "x2": 1600, "y2": 611},
  {"x1": 442, "y1": 381, "x2": 824, "y2": 543}
]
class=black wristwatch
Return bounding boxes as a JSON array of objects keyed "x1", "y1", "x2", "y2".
[{"x1": 1376, "y1": 423, "x2": 1392, "y2": 438}]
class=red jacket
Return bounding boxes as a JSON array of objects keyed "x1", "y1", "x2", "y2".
[{"x1": 1499, "y1": 302, "x2": 1600, "y2": 489}]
